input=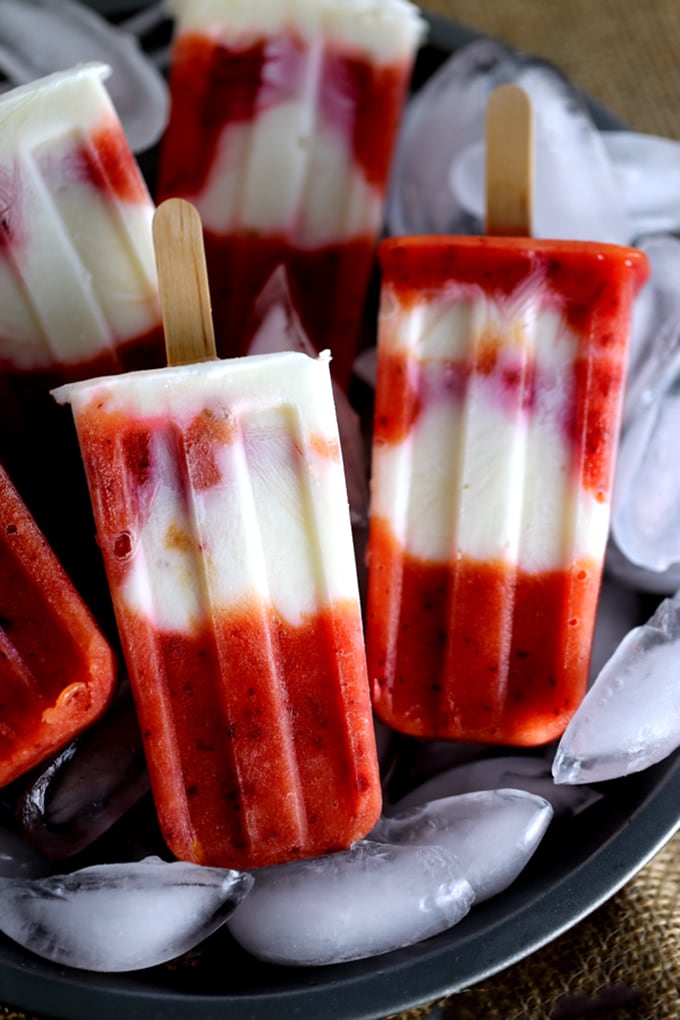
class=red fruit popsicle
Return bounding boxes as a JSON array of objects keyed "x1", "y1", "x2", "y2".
[
  {"x1": 0, "y1": 464, "x2": 117, "y2": 787},
  {"x1": 366, "y1": 234, "x2": 648, "y2": 746},
  {"x1": 0, "y1": 64, "x2": 165, "y2": 612},
  {"x1": 53, "y1": 200, "x2": 381, "y2": 869},
  {"x1": 156, "y1": 0, "x2": 425, "y2": 388}
]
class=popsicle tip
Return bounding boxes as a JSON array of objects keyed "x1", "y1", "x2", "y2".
[
  {"x1": 485, "y1": 83, "x2": 534, "y2": 238},
  {"x1": 152, "y1": 198, "x2": 217, "y2": 367}
]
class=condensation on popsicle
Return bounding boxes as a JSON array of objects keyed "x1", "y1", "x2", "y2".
[
  {"x1": 156, "y1": 0, "x2": 426, "y2": 387},
  {"x1": 366, "y1": 235, "x2": 649, "y2": 747},
  {"x1": 54, "y1": 351, "x2": 381, "y2": 869},
  {"x1": 0, "y1": 463, "x2": 117, "y2": 787}
]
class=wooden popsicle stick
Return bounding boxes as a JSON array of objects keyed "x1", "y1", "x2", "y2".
[
  {"x1": 485, "y1": 83, "x2": 534, "y2": 237},
  {"x1": 152, "y1": 197, "x2": 217, "y2": 366}
]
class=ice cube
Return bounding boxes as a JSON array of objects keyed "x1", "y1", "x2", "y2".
[
  {"x1": 553, "y1": 589, "x2": 680, "y2": 783},
  {"x1": 624, "y1": 235, "x2": 680, "y2": 427},
  {"x1": 372, "y1": 789, "x2": 552, "y2": 902},
  {"x1": 0, "y1": 856, "x2": 253, "y2": 971},
  {"x1": 613, "y1": 348, "x2": 680, "y2": 573},
  {"x1": 390, "y1": 754, "x2": 601, "y2": 817},
  {"x1": 388, "y1": 38, "x2": 629, "y2": 244},
  {"x1": 603, "y1": 132, "x2": 680, "y2": 239},
  {"x1": 0, "y1": 0, "x2": 169, "y2": 151},
  {"x1": 605, "y1": 539, "x2": 680, "y2": 595},
  {"x1": 590, "y1": 575, "x2": 645, "y2": 680},
  {"x1": 227, "y1": 840, "x2": 474, "y2": 966}
]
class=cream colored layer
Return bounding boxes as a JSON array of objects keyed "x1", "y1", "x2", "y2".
[
  {"x1": 196, "y1": 109, "x2": 383, "y2": 241},
  {"x1": 0, "y1": 64, "x2": 111, "y2": 140},
  {"x1": 371, "y1": 396, "x2": 610, "y2": 571},
  {"x1": 378, "y1": 279, "x2": 577, "y2": 372},
  {"x1": 0, "y1": 64, "x2": 160, "y2": 368},
  {"x1": 167, "y1": 0, "x2": 426, "y2": 65},
  {"x1": 371, "y1": 294, "x2": 612, "y2": 572},
  {"x1": 55, "y1": 352, "x2": 362, "y2": 630}
]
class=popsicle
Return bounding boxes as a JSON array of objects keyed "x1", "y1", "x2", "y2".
[
  {"x1": 366, "y1": 87, "x2": 649, "y2": 746},
  {"x1": 0, "y1": 462, "x2": 117, "y2": 787},
  {"x1": 53, "y1": 200, "x2": 381, "y2": 869},
  {"x1": 0, "y1": 63, "x2": 164, "y2": 602},
  {"x1": 0, "y1": 63, "x2": 162, "y2": 384},
  {"x1": 156, "y1": 0, "x2": 426, "y2": 388}
]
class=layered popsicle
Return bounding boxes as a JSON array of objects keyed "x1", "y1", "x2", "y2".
[
  {"x1": 157, "y1": 0, "x2": 425, "y2": 387},
  {"x1": 54, "y1": 350, "x2": 381, "y2": 869},
  {"x1": 0, "y1": 63, "x2": 164, "y2": 602},
  {"x1": 367, "y1": 236, "x2": 648, "y2": 746},
  {"x1": 0, "y1": 463, "x2": 116, "y2": 787},
  {"x1": 0, "y1": 62, "x2": 163, "y2": 407}
]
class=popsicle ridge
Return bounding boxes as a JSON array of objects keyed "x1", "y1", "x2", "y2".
[{"x1": 161, "y1": 32, "x2": 396, "y2": 244}]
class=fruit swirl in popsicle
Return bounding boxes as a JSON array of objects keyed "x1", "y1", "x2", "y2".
[
  {"x1": 157, "y1": 0, "x2": 426, "y2": 388},
  {"x1": 0, "y1": 64, "x2": 163, "y2": 394},
  {"x1": 367, "y1": 236, "x2": 649, "y2": 747},
  {"x1": 54, "y1": 351, "x2": 381, "y2": 869},
  {"x1": 0, "y1": 64, "x2": 165, "y2": 611}
]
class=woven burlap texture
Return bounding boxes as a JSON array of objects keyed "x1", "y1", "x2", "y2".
[
  {"x1": 384, "y1": 830, "x2": 680, "y2": 1020},
  {"x1": 419, "y1": 0, "x2": 680, "y2": 141}
]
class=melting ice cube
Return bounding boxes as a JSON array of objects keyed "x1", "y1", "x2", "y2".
[
  {"x1": 372, "y1": 789, "x2": 553, "y2": 902},
  {"x1": 0, "y1": 856, "x2": 253, "y2": 971},
  {"x1": 553, "y1": 590, "x2": 680, "y2": 783},
  {"x1": 227, "y1": 840, "x2": 474, "y2": 966}
]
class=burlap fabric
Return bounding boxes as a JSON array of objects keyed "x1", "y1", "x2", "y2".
[
  {"x1": 385, "y1": 831, "x2": 680, "y2": 1019},
  {"x1": 2, "y1": 3, "x2": 679, "y2": 1019},
  {"x1": 421, "y1": 0, "x2": 680, "y2": 141}
]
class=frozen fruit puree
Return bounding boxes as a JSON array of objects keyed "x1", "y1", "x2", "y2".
[
  {"x1": 367, "y1": 235, "x2": 649, "y2": 747},
  {"x1": 0, "y1": 463, "x2": 117, "y2": 787},
  {"x1": 54, "y1": 350, "x2": 381, "y2": 869},
  {"x1": 157, "y1": 0, "x2": 425, "y2": 387}
]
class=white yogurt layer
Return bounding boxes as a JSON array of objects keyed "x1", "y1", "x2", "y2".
[
  {"x1": 196, "y1": 111, "x2": 382, "y2": 242},
  {"x1": 167, "y1": 0, "x2": 427, "y2": 65},
  {"x1": 55, "y1": 351, "x2": 361, "y2": 632},
  {"x1": 0, "y1": 64, "x2": 160, "y2": 369},
  {"x1": 371, "y1": 292, "x2": 614, "y2": 572},
  {"x1": 167, "y1": 0, "x2": 424, "y2": 242}
]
